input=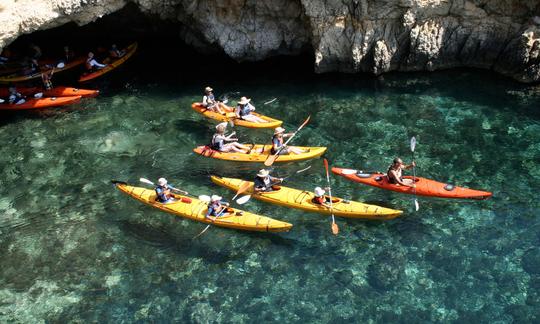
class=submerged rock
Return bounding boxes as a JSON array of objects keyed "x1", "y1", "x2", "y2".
[{"x1": 1, "y1": 1, "x2": 540, "y2": 82}]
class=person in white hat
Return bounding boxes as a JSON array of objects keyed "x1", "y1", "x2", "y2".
[
  {"x1": 206, "y1": 194, "x2": 230, "y2": 219},
  {"x1": 235, "y1": 96, "x2": 267, "y2": 123},
  {"x1": 155, "y1": 177, "x2": 175, "y2": 203},
  {"x1": 202, "y1": 86, "x2": 231, "y2": 114},
  {"x1": 254, "y1": 169, "x2": 283, "y2": 192},
  {"x1": 271, "y1": 127, "x2": 306, "y2": 155},
  {"x1": 312, "y1": 186, "x2": 331, "y2": 207},
  {"x1": 210, "y1": 122, "x2": 251, "y2": 153}
]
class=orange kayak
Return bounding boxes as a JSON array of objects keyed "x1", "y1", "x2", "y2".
[
  {"x1": 0, "y1": 86, "x2": 99, "y2": 98},
  {"x1": 79, "y1": 43, "x2": 138, "y2": 82},
  {"x1": 331, "y1": 167, "x2": 492, "y2": 200},
  {"x1": 0, "y1": 96, "x2": 81, "y2": 110},
  {"x1": 191, "y1": 103, "x2": 282, "y2": 128},
  {"x1": 0, "y1": 57, "x2": 86, "y2": 83}
]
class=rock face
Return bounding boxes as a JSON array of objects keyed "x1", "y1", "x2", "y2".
[{"x1": 1, "y1": 0, "x2": 539, "y2": 82}]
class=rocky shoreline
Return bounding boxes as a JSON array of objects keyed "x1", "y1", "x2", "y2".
[{"x1": 1, "y1": 0, "x2": 539, "y2": 82}]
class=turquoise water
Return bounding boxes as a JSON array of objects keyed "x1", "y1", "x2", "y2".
[{"x1": 0, "y1": 60, "x2": 539, "y2": 322}]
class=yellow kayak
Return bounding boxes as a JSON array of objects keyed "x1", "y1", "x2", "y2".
[
  {"x1": 113, "y1": 181, "x2": 292, "y2": 232},
  {"x1": 194, "y1": 145, "x2": 327, "y2": 163},
  {"x1": 211, "y1": 176, "x2": 403, "y2": 220},
  {"x1": 191, "y1": 102, "x2": 282, "y2": 128}
]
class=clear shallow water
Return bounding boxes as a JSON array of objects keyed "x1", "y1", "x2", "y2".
[{"x1": 0, "y1": 66, "x2": 539, "y2": 322}]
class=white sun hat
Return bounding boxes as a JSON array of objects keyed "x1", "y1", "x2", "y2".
[
  {"x1": 216, "y1": 122, "x2": 228, "y2": 130},
  {"x1": 257, "y1": 169, "x2": 269, "y2": 177},
  {"x1": 274, "y1": 127, "x2": 286, "y2": 135},
  {"x1": 205, "y1": 86, "x2": 213, "y2": 92},
  {"x1": 314, "y1": 187, "x2": 325, "y2": 197},
  {"x1": 211, "y1": 195, "x2": 222, "y2": 202},
  {"x1": 158, "y1": 178, "x2": 167, "y2": 186},
  {"x1": 238, "y1": 96, "x2": 251, "y2": 105}
]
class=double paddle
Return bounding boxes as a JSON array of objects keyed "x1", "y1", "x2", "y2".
[{"x1": 264, "y1": 115, "x2": 311, "y2": 166}]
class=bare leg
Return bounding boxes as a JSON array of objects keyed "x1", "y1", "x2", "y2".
[
  {"x1": 241, "y1": 114, "x2": 267, "y2": 123},
  {"x1": 288, "y1": 146, "x2": 308, "y2": 154},
  {"x1": 218, "y1": 102, "x2": 232, "y2": 112}
]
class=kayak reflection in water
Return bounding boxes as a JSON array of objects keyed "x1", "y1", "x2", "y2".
[
  {"x1": 254, "y1": 169, "x2": 283, "y2": 193},
  {"x1": 155, "y1": 178, "x2": 175, "y2": 203},
  {"x1": 235, "y1": 96, "x2": 267, "y2": 123},
  {"x1": 206, "y1": 195, "x2": 231, "y2": 219},
  {"x1": 271, "y1": 127, "x2": 307, "y2": 155},
  {"x1": 312, "y1": 187, "x2": 332, "y2": 207},
  {"x1": 211, "y1": 122, "x2": 251, "y2": 153},
  {"x1": 387, "y1": 157, "x2": 416, "y2": 188}
]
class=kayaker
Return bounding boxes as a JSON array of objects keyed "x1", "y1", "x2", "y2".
[
  {"x1": 86, "y1": 52, "x2": 107, "y2": 71},
  {"x1": 254, "y1": 169, "x2": 283, "y2": 192},
  {"x1": 202, "y1": 86, "x2": 230, "y2": 114},
  {"x1": 271, "y1": 127, "x2": 306, "y2": 155},
  {"x1": 235, "y1": 97, "x2": 267, "y2": 123},
  {"x1": 312, "y1": 187, "x2": 332, "y2": 208},
  {"x1": 387, "y1": 158, "x2": 416, "y2": 188},
  {"x1": 206, "y1": 195, "x2": 230, "y2": 219},
  {"x1": 109, "y1": 44, "x2": 125, "y2": 59},
  {"x1": 8, "y1": 87, "x2": 25, "y2": 105},
  {"x1": 41, "y1": 69, "x2": 54, "y2": 90},
  {"x1": 211, "y1": 122, "x2": 251, "y2": 153},
  {"x1": 155, "y1": 178, "x2": 175, "y2": 203}
]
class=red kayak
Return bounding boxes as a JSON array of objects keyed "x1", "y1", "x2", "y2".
[
  {"x1": 0, "y1": 96, "x2": 81, "y2": 110},
  {"x1": 331, "y1": 167, "x2": 492, "y2": 200},
  {"x1": 0, "y1": 86, "x2": 99, "y2": 98}
]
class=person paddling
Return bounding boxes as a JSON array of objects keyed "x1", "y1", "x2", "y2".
[
  {"x1": 271, "y1": 127, "x2": 306, "y2": 155},
  {"x1": 206, "y1": 195, "x2": 231, "y2": 219},
  {"x1": 211, "y1": 122, "x2": 251, "y2": 153},
  {"x1": 109, "y1": 44, "x2": 125, "y2": 59},
  {"x1": 41, "y1": 68, "x2": 54, "y2": 90},
  {"x1": 312, "y1": 186, "x2": 332, "y2": 208},
  {"x1": 387, "y1": 157, "x2": 416, "y2": 188},
  {"x1": 86, "y1": 52, "x2": 106, "y2": 71},
  {"x1": 254, "y1": 169, "x2": 283, "y2": 192},
  {"x1": 235, "y1": 96, "x2": 267, "y2": 123},
  {"x1": 202, "y1": 86, "x2": 230, "y2": 114},
  {"x1": 155, "y1": 178, "x2": 175, "y2": 203}
]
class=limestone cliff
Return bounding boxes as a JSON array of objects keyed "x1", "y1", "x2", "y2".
[{"x1": 0, "y1": 0, "x2": 539, "y2": 82}]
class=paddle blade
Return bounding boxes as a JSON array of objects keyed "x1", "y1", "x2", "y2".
[
  {"x1": 410, "y1": 136, "x2": 417, "y2": 152},
  {"x1": 236, "y1": 195, "x2": 251, "y2": 205},
  {"x1": 332, "y1": 222, "x2": 339, "y2": 235},
  {"x1": 264, "y1": 154, "x2": 279, "y2": 167},
  {"x1": 340, "y1": 169, "x2": 358, "y2": 175},
  {"x1": 199, "y1": 195, "x2": 211, "y2": 202},
  {"x1": 235, "y1": 181, "x2": 252, "y2": 198},
  {"x1": 414, "y1": 199, "x2": 419, "y2": 211},
  {"x1": 264, "y1": 98, "x2": 277, "y2": 105},
  {"x1": 139, "y1": 178, "x2": 154, "y2": 186},
  {"x1": 298, "y1": 115, "x2": 311, "y2": 130}
]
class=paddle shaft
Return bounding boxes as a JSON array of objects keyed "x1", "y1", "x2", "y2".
[{"x1": 265, "y1": 116, "x2": 310, "y2": 166}]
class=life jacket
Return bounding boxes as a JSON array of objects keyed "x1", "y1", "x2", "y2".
[
  {"x1": 237, "y1": 103, "x2": 251, "y2": 117},
  {"x1": 312, "y1": 196, "x2": 326, "y2": 205},
  {"x1": 387, "y1": 165, "x2": 403, "y2": 184},
  {"x1": 270, "y1": 135, "x2": 283, "y2": 154},
  {"x1": 211, "y1": 134, "x2": 224, "y2": 151},
  {"x1": 155, "y1": 185, "x2": 172, "y2": 202}
]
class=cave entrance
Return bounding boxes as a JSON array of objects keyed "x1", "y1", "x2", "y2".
[{"x1": 6, "y1": 3, "x2": 314, "y2": 85}]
